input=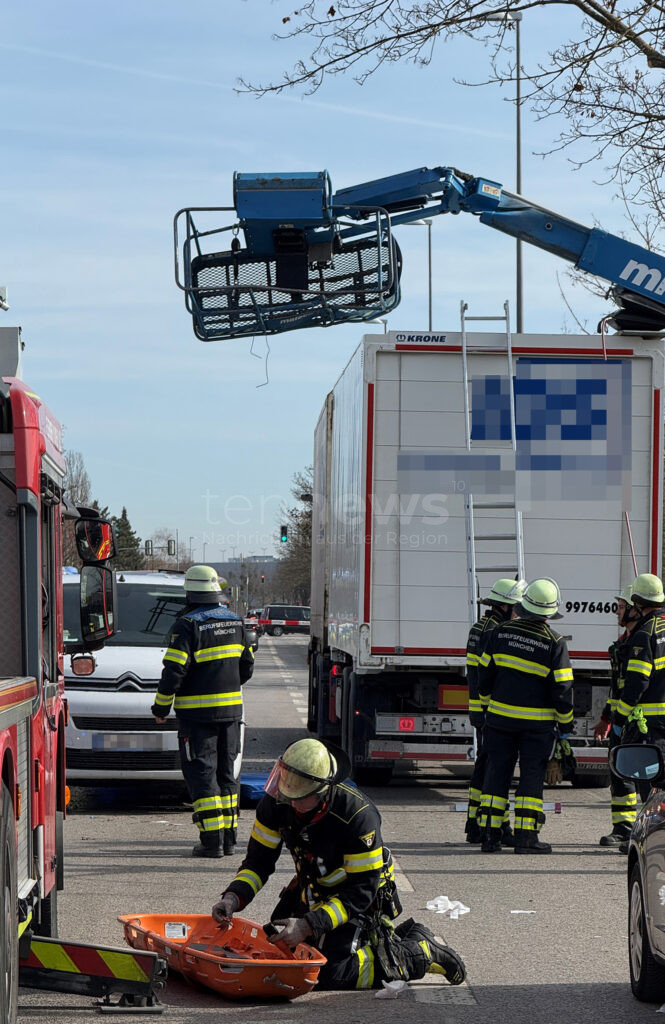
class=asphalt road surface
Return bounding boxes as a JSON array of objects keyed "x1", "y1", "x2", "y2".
[{"x1": 18, "y1": 636, "x2": 658, "y2": 1024}]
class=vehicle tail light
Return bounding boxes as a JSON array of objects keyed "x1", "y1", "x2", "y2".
[{"x1": 399, "y1": 717, "x2": 415, "y2": 732}]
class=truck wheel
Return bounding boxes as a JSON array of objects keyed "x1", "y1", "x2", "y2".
[
  {"x1": 629, "y1": 862, "x2": 665, "y2": 1000},
  {"x1": 272, "y1": 626, "x2": 284, "y2": 637},
  {"x1": 0, "y1": 781, "x2": 18, "y2": 1024},
  {"x1": 571, "y1": 771, "x2": 611, "y2": 789}
]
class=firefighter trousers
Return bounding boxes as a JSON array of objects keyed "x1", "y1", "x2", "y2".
[
  {"x1": 478, "y1": 725, "x2": 554, "y2": 837},
  {"x1": 177, "y1": 718, "x2": 241, "y2": 849},
  {"x1": 607, "y1": 730, "x2": 637, "y2": 834},
  {"x1": 313, "y1": 921, "x2": 430, "y2": 991},
  {"x1": 466, "y1": 726, "x2": 510, "y2": 831}
]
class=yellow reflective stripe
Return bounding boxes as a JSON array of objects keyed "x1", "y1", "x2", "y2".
[
  {"x1": 153, "y1": 692, "x2": 173, "y2": 707},
  {"x1": 164, "y1": 648, "x2": 188, "y2": 665},
  {"x1": 174, "y1": 691, "x2": 242, "y2": 709},
  {"x1": 615, "y1": 700, "x2": 633, "y2": 717},
  {"x1": 613, "y1": 793, "x2": 637, "y2": 807},
  {"x1": 234, "y1": 869, "x2": 262, "y2": 895},
  {"x1": 493, "y1": 653, "x2": 550, "y2": 677},
  {"x1": 356, "y1": 945, "x2": 375, "y2": 989},
  {"x1": 638, "y1": 702, "x2": 665, "y2": 716},
  {"x1": 607, "y1": 698, "x2": 619, "y2": 708},
  {"x1": 318, "y1": 867, "x2": 348, "y2": 887},
  {"x1": 97, "y1": 950, "x2": 150, "y2": 983},
  {"x1": 321, "y1": 897, "x2": 349, "y2": 927},
  {"x1": 627, "y1": 659, "x2": 652, "y2": 677},
  {"x1": 344, "y1": 847, "x2": 384, "y2": 873},
  {"x1": 479, "y1": 693, "x2": 490, "y2": 707},
  {"x1": 194, "y1": 644, "x2": 244, "y2": 663},
  {"x1": 488, "y1": 700, "x2": 555, "y2": 721},
  {"x1": 468, "y1": 699, "x2": 483, "y2": 712},
  {"x1": 193, "y1": 796, "x2": 222, "y2": 810},
  {"x1": 30, "y1": 940, "x2": 81, "y2": 973},
  {"x1": 514, "y1": 796, "x2": 542, "y2": 810},
  {"x1": 17, "y1": 909, "x2": 33, "y2": 939},
  {"x1": 478, "y1": 651, "x2": 491, "y2": 667},
  {"x1": 655, "y1": 657, "x2": 665, "y2": 669},
  {"x1": 556, "y1": 709, "x2": 574, "y2": 724},
  {"x1": 250, "y1": 819, "x2": 281, "y2": 849},
  {"x1": 553, "y1": 667, "x2": 573, "y2": 682},
  {"x1": 466, "y1": 653, "x2": 479, "y2": 667}
]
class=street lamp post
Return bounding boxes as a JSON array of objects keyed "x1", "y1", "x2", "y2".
[
  {"x1": 189, "y1": 536, "x2": 194, "y2": 562},
  {"x1": 486, "y1": 11, "x2": 523, "y2": 333},
  {"x1": 404, "y1": 219, "x2": 433, "y2": 330},
  {"x1": 202, "y1": 541, "x2": 207, "y2": 562}
]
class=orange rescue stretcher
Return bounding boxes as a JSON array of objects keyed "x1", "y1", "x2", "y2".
[{"x1": 118, "y1": 913, "x2": 327, "y2": 1001}]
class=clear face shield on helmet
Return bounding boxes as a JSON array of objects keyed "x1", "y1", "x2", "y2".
[{"x1": 264, "y1": 757, "x2": 331, "y2": 814}]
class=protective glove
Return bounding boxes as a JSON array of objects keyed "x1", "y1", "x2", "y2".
[
  {"x1": 469, "y1": 712, "x2": 485, "y2": 731},
  {"x1": 593, "y1": 718, "x2": 611, "y2": 741},
  {"x1": 212, "y1": 892, "x2": 240, "y2": 925},
  {"x1": 268, "y1": 917, "x2": 312, "y2": 950},
  {"x1": 545, "y1": 758, "x2": 563, "y2": 786},
  {"x1": 150, "y1": 704, "x2": 167, "y2": 723},
  {"x1": 612, "y1": 724, "x2": 622, "y2": 737}
]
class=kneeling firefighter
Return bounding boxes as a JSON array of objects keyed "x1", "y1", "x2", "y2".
[{"x1": 212, "y1": 739, "x2": 467, "y2": 991}]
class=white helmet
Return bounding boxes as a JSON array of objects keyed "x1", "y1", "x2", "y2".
[{"x1": 184, "y1": 564, "x2": 226, "y2": 603}]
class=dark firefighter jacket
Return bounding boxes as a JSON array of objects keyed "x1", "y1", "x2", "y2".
[
  {"x1": 601, "y1": 630, "x2": 631, "y2": 720},
  {"x1": 477, "y1": 616, "x2": 574, "y2": 733},
  {"x1": 225, "y1": 781, "x2": 393, "y2": 938},
  {"x1": 152, "y1": 603, "x2": 254, "y2": 722},
  {"x1": 466, "y1": 608, "x2": 504, "y2": 727},
  {"x1": 613, "y1": 610, "x2": 665, "y2": 730}
]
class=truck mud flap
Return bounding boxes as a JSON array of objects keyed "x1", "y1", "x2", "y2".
[{"x1": 19, "y1": 932, "x2": 167, "y2": 1013}]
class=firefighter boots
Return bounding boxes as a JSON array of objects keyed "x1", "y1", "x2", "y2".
[
  {"x1": 513, "y1": 829, "x2": 552, "y2": 854},
  {"x1": 465, "y1": 819, "x2": 483, "y2": 844},
  {"x1": 500, "y1": 824, "x2": 517, "y2": 848},
  {"x1": 192, "y1": 842, "x2": 223, "y2": 859},
  {"x1": 480, "y1": 828, "x2": 502, "y2": 853},
  {"x1": 223, "y1": 828, "x2": 237, "y2": 856},
  {"x1": 402, "y1": 923, "x2": 466, "y2": 984},
  {"x1": 599, "y1": 827, "x2": 631, "y2": 847}
]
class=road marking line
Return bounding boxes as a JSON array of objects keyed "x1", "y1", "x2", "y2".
[{"x1": 410, "y1": 978, "x2": 477, "y2": 1004}]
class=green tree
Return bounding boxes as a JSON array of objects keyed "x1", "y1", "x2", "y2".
[
  {"x1": 112, "y1": 507, "x2": 145, "y2": 570},
  {"x1": 244, "y1": 2, "x2": 665, "y2": 226},
  {"x1": 274, "y1": 467, "x2": 313, "y2": 605}
]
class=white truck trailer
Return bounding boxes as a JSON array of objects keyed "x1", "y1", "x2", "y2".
[{"x1": 307, "y1": 325, "x2": 664, "y2": 786}]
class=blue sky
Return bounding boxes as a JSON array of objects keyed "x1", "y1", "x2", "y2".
[{"x1": 0, "y1": 1, "x2": 629, "y2": 560}]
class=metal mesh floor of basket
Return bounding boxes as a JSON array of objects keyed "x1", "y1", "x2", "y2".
[{"x1": 118, "y1": 913, "x2": 326, "y2": 1001}]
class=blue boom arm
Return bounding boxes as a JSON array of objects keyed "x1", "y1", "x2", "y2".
[{"x1": 174, "y1": 166, "x2": 665, "y2": 340}]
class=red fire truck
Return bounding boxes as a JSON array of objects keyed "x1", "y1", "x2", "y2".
[{"x1": 0, "y1": 327, "x2": 165, "y2": 1021}]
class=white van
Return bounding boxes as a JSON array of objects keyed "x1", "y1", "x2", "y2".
[{"x1": 64, "y1": 570, "x2": 187, "y2": 782}]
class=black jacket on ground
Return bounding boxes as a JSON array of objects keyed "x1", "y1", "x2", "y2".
[{"x1": 152, "y1": 602, "x2": 254, "y2": 722}]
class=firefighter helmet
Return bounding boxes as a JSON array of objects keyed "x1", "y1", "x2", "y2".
[
  {"x1": 184, "y1": 565, "x2": 226, "y2": 603},
  {"x1": 482, "y1": 578, "x2": 527, "y2": 606},
  {"x1": 614, "y1": 585, "x2": 634, "y2": 605},
  {"x1": 631, "y1": 573, "x2": 665, "y2": 605},
  {"x1": 265, "y1": 739, "x2": 351, "y2": 807},
  {"x1": 521, "y1": 578, "x2": 561, "y2": 618}
]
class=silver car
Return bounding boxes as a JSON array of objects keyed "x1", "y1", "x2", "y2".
[{"x1": 64, "y1": 570, "x2": 188, "y2": 781}]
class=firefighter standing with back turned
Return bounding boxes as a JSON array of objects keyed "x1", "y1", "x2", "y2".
[
  {"x1": 151, "y1": 565, "x2": 254, "y2": 858},
  {"x1": 612, "y1": 573, "x2": 665, "y2": 802},
  {"x1": 593, "y1": 585, "x2": 640, "y2": 846},
  {"x1": 212, "y1": 738, "x2": 467, "y2": 991},
  {"x1": 464, "y1": 578, "x2": 526, "y2": 845},
  {"x1": 476, "y1": 578, "x2": 574, "y2": 855}
]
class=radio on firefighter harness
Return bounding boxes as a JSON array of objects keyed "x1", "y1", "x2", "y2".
[{"x1": 173, "y1": 165, "x2": 665, "y2": 342}]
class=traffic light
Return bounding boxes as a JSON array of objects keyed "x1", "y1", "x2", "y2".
[
  {"x1": 280, "y1": 525, "x2": 288, "y2": 543},
  {"x1": 261, "y1": 574, "x2": 265, "y2": 583},
  {"x1": 167, "y1": 539, "x2": 176, "y2": 556},
  {"x1": 144, "y1": 540, "x2": 153, "y2": 556}
]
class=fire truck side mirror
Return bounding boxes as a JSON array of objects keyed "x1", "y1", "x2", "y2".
[
  {"x1": 79, "y1": 565, "x2": 117, "y2": 651},
  {"x1": 74, "y1": 517, "x2": 117, "y2": 564}
]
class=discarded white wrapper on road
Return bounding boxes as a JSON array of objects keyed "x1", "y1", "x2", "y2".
[
  {"x1": 425, "y1": 896, "x2": 470, "y2": 919},
  {"x1": 375, "y1": 980, "x2": 408, "y2": 999}
]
